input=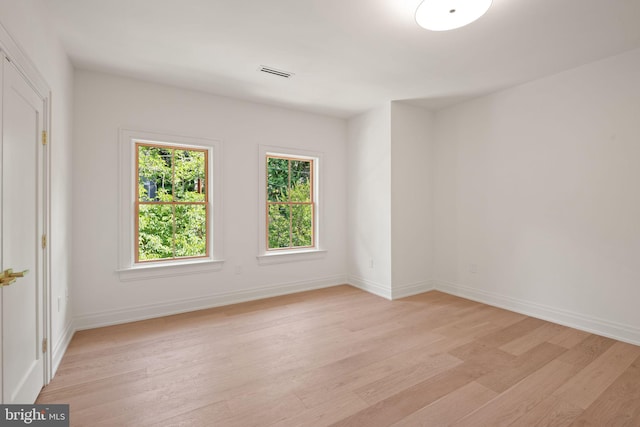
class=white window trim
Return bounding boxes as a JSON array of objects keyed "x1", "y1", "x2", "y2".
[
  {"x1": 117, "y1": 129, "x2": 224, "y2": 281},
  {"x1": 257, "y1": 145, "x2": 326, "y2": 265}
]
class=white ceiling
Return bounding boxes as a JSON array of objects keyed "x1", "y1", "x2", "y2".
[{"x1": 45, "y1": 0, "x2": 640, "y2": 118}]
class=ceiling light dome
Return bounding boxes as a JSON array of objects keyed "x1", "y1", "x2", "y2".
[{"x1": 415, "y1": 0, "x2": 492, "y2": 31}]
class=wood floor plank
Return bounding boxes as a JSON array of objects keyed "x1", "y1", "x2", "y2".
[
  {"x1": 448, "y1": 340, "x2": 516, "y2": 366},
  {"x1": 476, "y1": 342, "x2": 567, "y2": 393},
  {"x1": 430, "y1": 305, "x2": 525, "y2": 341},
  {"x1": 452, "y1": 359, "x2": 579, "y2": 427},
  {"x1": 74, "y1": 385, "x2": 227, "y2": 427},
  {"x1": 499, "y1": 322, "x2": 566, "y2": 356},
  {"x1": 354, "y1": 352, "x2": 463, "y2": 404},
  {"x1": 547, "y1": 327, "x2": 591, "y2": 349},
  {"x1": 270, "y1": 393, "x2": 368, "y2": 427},
  {"x1": 35, "y1": 368, "x2": 148, "y2": 405},
  {"x1": 478, "y1": 317, "x2": 547, "y2": 348},
  {"x1": 329, "y1": 361, "x2": 501, "y2": 427},
  {"x1": 293, "y1": 330, "x2": 446, "y2": 408},
  {"x1": 558, "y1": 334, "x2": 616, "y2": 368},
  {"x1": 153, "y1": 400, "x2": 231, "y2": 427},
  {"x1": 568, "y1": 355, "x2": 640, "y2": 426},
  {"x1": 220, "y1": 393, "x2": 307, "y2": 427},
  {"x1": 509, "y1": 396, "x2": 583, "y2": 427},
  {"x1": 390, "y1": 381, "x2": 497, "y2": 426},
  {"x1": 36, "y1": 287, "x2": 640, "y2": 427},
  {"x1": 554, "y1": 341, "x2": 640, "y2": 409}
]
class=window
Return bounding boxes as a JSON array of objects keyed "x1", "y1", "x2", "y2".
[
  {"x1": 118, "y1": 129, "x2": 223, "y2": 281},
  {"x1": 136, "y1": 143, "x2": 208, "y2": 262},
  {"x1": 266, "y1": 155, "x2": 314, "y2": 250},
  {"x1": 258, "y1": 145, "x2": 325, "y2": 264}
]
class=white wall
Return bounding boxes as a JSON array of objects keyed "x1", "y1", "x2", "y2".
[
  {"x1": 347, "y1": 104, "x2": 392, "y2": 297},
  {"x1": 347, "y1": 102, "x2": 435, "y2": 299},
  {"x1": 390, "y1": 102, "x2": 434, "y2": 298},
  {"x1": 433, "y1": 48, "x2": 640, "y2": 343},
  {"x1": 0, "y1": 0, "x2": 75, "y2": 371},
  {"x1": 72, "y1": 70, "x2": 347, "y2": 328}
]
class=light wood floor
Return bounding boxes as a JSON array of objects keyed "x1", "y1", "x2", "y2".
[{"x1": 38, "y1": 286, "x2": 640, "y2": 426}]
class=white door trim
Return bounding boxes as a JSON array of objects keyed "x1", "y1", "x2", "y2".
[{"x1": 0, "y1": 21, "x2": 52, "y2": 389}]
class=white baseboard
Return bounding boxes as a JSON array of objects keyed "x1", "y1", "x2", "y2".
[
  {"x1": 434, "y1": 280, "x2": 640, "y2": 346},
  {"x1": 348, "y1": 275, "x2": 392, "y2": 300},
  {"x1": 392, "y1": 280, "x2": 435, "y2": 299},
  {"x1": 74, "y1": 275, "x2": 348, "y2": 330},
  {"x1": 52, "y1": 320, "x2": 75, "y2": 377},
  {"x1": 348, "y1": 277, "x2": 434, "y2": 300}
]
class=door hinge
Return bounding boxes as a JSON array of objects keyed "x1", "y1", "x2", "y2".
[
  {"x1": 42, "y1": 338, "x2": 47, "y2": 353},
  {"x1": 42, "y1": 234, "x2": 47, "y2": 249},
  {"x1": 42, "y1": 130, "x2": 48, "y2": 145}
]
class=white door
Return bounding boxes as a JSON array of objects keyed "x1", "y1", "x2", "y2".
[{"x1": 0, "y1": 55, "x2": 45, "y2": 404}]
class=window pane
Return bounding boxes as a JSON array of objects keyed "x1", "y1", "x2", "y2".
[
  {"x1": 138, "y1": 146, "x2": 173, "y2": 201},
  {"x1": 175, "y1": 205, "x2": 207, "y2": 257},
  {"x1": 174, "y1": 150, "x2": 206, "y2": 202},
  {"x1": 138, "y1": 204, "x2": 174, "y2": 260},
  {"x1": 267, "y1": 157, "x2": 289, "y2": 202},
  {"x1": 291, "y1": 204, "x2": 313, "y2": 247},
  {"x1": 268, "y1": 204, "x2": 290, "y2": 249},
  {"x1": 290, "y1": 160, "x2": 311, "y2": 202}
]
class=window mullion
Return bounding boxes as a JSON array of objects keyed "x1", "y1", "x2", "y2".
[
  {"x1": 266, "y1": 156, "x2": 270, "y2": 250},
  {"x1": 171, "y1": 149, "x2": 176, "y2": 259},
  {"x1": 135, "y1": 144, "x2": 140, "y2": 263},
  {"x1": 311, "y1": 159, "x2": 315, "y2": 247},
  {"x1": 288, "y1": 160, "x2": 293, "y2": 248}
]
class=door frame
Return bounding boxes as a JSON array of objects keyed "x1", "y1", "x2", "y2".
[{"x1": 0, "y1": 22, "x2": 52, "y2": 398}]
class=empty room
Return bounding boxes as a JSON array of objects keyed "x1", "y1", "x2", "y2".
[{"x1": 1, "y1": 0, "x2": 639, "y2": 425}]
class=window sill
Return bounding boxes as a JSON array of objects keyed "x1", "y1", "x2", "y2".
[
  {"x1": 256, "y1": 249, "x2": 327, "y2": 265},
  {"x1": 117, "y1": 258, "x2": 224, "y2": 282}
]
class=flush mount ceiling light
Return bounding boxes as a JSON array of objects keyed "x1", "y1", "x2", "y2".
[{"x1": 415, "y1": 0, "x2": 492, "y2": 31}]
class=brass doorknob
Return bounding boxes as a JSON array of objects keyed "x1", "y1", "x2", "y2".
[{"x1": 0, "y1": 269, "x2": 29, "y2": 287}]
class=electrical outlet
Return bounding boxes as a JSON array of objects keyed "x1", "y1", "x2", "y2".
[
  {"x1": 470, "y1": 263, "x2": 478, "y2": 273},
  {"x1": 235, "y1": 265, "x2": 243, "y2": 275},
  {"x1": 57, "y1": 296, "x2": 61, "y2": 312},
  {"x1": 369, "y1": 259, "x2": 374, "y2": 268}
]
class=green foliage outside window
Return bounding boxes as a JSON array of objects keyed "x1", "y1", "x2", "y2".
[
  {"x1": 267, "y1": 156, "x2": 314, "y2": 249},
  {"x1": 137, "y1": 144, "x2": 208, "y2": 261}
]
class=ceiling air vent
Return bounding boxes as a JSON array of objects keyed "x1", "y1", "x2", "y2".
[{"x1": 259, "y1": 66, "x2": 294, "y2": 78}]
